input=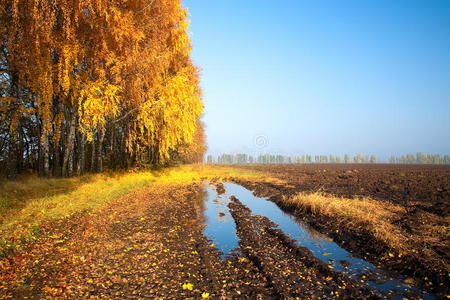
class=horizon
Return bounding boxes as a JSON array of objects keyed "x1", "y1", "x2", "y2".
[
  {"x1": 185, "y1": 0, "x2": 450, "y2": 160},
  {"x1": 206, "y1": 151, "x2": 449, "y2": 164}
]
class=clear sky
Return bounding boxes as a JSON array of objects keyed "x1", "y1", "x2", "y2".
[{"x1": 183, "y1": 0, "x2": 450, "y2": 160}]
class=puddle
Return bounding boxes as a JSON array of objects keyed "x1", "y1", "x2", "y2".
[
  {"x1": 201, "y1": 182, "x2": 434, "y2": 299},
  {"x1": 201, "y1": 184, "x2": 239, "y2": 257}
]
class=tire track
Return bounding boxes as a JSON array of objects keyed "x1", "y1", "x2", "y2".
[{"x1": 228, "y1": 195, "x2": 381, "y2": 299}]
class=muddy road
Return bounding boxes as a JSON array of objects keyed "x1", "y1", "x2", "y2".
[
  {"x1": 228, "y1": 196, "x2": 379, "y2": 299},
  {"x1": 229, "y1": 164, "x2": 449, "y2": 298},
  {"x1": 1, "y1": 165, "x2": 447, "y2": 299},
  {"x1": 204, "y1": 181, "x2": 435, "y2": 299}
]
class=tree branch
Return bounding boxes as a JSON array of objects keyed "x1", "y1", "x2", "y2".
[{"x1": 112, "y1": 99, "x2": 160, "y2": 124}]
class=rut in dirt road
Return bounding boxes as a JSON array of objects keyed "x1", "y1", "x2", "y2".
[
  {"x1": 228, "y1": 177, "x2": 447, "y2": 298},
  {"x1": 227, "y1": 196, "x2": 380, "y2": 299}
]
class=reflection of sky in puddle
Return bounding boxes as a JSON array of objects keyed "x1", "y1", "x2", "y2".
[
  {"x1": 202, "y1": 184, "x2": 239, "y2": 257},
  {"x1": 201, "y1": 182, "x2": 434, "y2": 299}
]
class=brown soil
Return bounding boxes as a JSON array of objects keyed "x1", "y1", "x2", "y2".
[
  {"x1": 1, "y1": 183, "x2": 274, "y2": 299},
  {"x1": 214, "y1": 182, "x2": 226, "y2": 194},
  {"x1": 230, "y1": 164, "x2": 450, "y2": 298},
  {"x1": 228, "y1": 196, "x2": 380, "y2": 299},
  {"x1": 1, "y1": 164, "x2": 448, "y2": 299},
  {"x1": 1, "y1": 181, "x2": 382, "y2": 299},
  {"x1": 238, "y1": 164, "x2": 449, "y2": 216}
]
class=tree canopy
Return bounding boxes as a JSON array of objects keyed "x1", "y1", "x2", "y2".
[{"x1": 0, "y1": 0, "x2": 205, "y2": 178}]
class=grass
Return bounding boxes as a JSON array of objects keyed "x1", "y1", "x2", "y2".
[
  {"x1": 1, "y1": 172, "x2": 154, "y2": 233},
  {"x1": 284, "y1": 192, "x2": 409, "y2": 252},
  {"x1": 0, "y1": 174, "x2": 93, "y2": 214},
  {"x1": 0, "y1": 164, "x2": 263, "y2": 243},
  {"x1": 284, "y1": 190, "x2": 450, "y2": 278}
]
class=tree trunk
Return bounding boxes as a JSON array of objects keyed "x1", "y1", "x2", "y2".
[
  {"x1": 96, "y1": 129, "x2": 105, "y2": 173},
  {"x1": 6, "y1": 72, "x2": 19, "y2": 179},
  {"x1": 77, "y1": 130, "x2": 86, "y2": 176},
  {"x1": 38, "y1": 131, "x2": 43, "y2": 176},
  {"x1": 90, "y1": 132, "x2": 96, "y2": 173},
  {"x1": 17, "y1": 128, "x2": 24, "y2": 172},
  {"x1": 151, "y1": 144, "x2": 160, "y2": 167},
  {"x1": 120, "y1": 132, "x2": 126, "y2": 169},
  {"x1": 6, "y1": 133, "x2": 18, "y2": 180},
  {"x1": 39, "y1": 131, "x2": 50, "y2": 177},
  {"x1": 52, "y1": 100, "x2": 63, "y2": 177},
  {"x1": 52, "y1": 139, "x2": 61, "y2": 177},
  {"x1": 62, "y1": 109, "x2": 77, "y2": 177},
  {"x1": 109, "y1": 124, "x2": 115, "y2": 169},
  {"x1": 67, "y1": 138, "x2": 75, "y2": 177}
]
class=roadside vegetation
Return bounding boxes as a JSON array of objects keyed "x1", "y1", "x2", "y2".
[
  {"x1": 0, "y1": 165, "x2": 263, "y2": 256},
  {"x1": 285, "y1": 193, "x2": 408, "y2": 251},
  {"x1": 284, "y1": 192, "x2": 449, "y2": 259}
]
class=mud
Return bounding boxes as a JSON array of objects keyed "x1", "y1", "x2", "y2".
[
  {"x1": 2, "y1": 184, "x2": 274, "y2": 299},
  {"x1": 1, "y1": 165, "x2": 447, "y2": 299},
  {"x1": 228, "y1": 195, "x2": 380, "y2": 299},
  {"x1": 238, "y1": 164, "x2": 449, "y2": 216},
  {"x1": 229, "y1": 164, "x2": 449, "y2": 298}
]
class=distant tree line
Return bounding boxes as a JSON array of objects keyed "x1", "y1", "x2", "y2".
[
  {"x1": 206, "y1": 153, "x2": 450, "y2": 165},
  {"x1": 388, "y1": 153, "x2": 449, "y2": 165}
]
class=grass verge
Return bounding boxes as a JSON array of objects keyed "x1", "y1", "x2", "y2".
[{"x1": 0, "y1": 164, "x2": 262, "y2": 254}]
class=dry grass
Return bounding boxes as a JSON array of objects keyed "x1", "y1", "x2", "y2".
[
  {"x1": 285, "y1": 191, "x2": 450, "y2": 275},
  {"x1": 285, "y1": 192, "x2": 409, "y2": 252}
]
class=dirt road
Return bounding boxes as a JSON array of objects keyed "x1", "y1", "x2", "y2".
[{"x1": 1, "y1": 179, "x2": 394, "y2": 299}]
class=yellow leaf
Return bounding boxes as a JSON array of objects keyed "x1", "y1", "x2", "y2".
[{"x1": 404, "y1": 278, "x2": 414, "y2": 284}]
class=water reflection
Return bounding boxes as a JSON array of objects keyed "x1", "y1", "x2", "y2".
[
  {"x1": 201, "y1": 184, "x2": 239, "y2": 257},
  {"x1": 200, "y1": 182, "x2": 434, "y2": 299}
]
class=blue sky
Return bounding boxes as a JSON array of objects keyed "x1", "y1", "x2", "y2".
[{"x1": 184, "y1": 0, "x2": 450, "y2": 160}]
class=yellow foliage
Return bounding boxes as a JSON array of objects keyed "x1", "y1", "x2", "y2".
[
  {"x1": 79, "y1": 82, "x2": 121, "y2": 141},
  {"x1": 0, "y1": 0, "x2": 204, "y2": 168}
]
